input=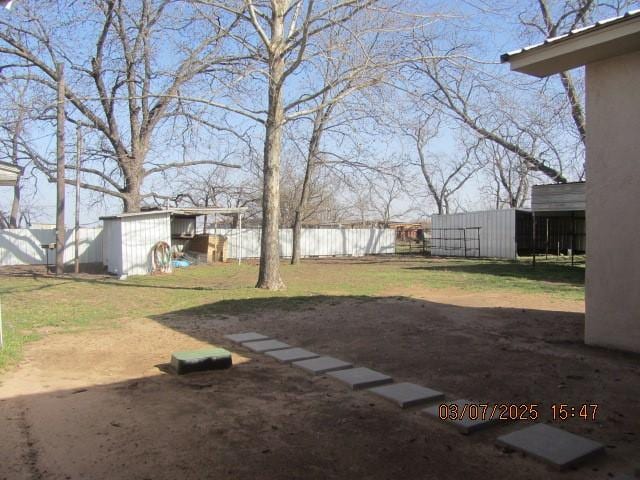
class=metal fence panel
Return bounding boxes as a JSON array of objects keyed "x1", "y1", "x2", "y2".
[
  {"x1": 0, "y1": 227, "x2": 103, "y2": 266},
  {"x1": 209, "y1": 228, "x2": 395, "y2": 259}
]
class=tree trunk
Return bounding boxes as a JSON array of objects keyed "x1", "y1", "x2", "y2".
[
  {"x1": 291, "y1": 111, "x2": 324, "y2": 265},
  {"x1": 9, "y1": 182, "x2": 20, "y2": 228},
  {"x1": 55, "y1": 63, "x2": 66, "y2": 276},
  {"x1": 256, "y1": 8, "x2": 286, "y2": 290},
  {"x1": 122, "y1": 165, "x2": 143, "y2": 213},
  {"x1": 9, "y1": 117, "x2": 21, "y2": 228}
]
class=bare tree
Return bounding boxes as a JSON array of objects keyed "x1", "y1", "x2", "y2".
[
  {"x1": 0, "y1": 80, "x2": 39, "y2": 228},
  {"x1": 396, "y1": 109, "x2": 481, "y2": 215},
  {"x1": 474, "y1": 141, "x2": 531, "y2": 209},
  {"x1": 288, "y1": 30, "x2": 390, "y2": 263},
  {"x1": 0, "y1": 1, "x2": 244, "y2": 212},
  {"x1": 197, "y1": 0, "x2": 409, "y2": 289}
]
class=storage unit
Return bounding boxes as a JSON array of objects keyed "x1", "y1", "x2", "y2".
[
  {"x1": 101, "y1": 211, "x2": 171, "y2": 277},
  {"x1": 100, "y1": 207, "x2": 247, "y2": 277}
]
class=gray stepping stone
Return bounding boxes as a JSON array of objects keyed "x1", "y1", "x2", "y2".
[
  {"x1": 327, "y1": 367, "x2": 393, "y2": 390},
  {"x1": 170, "y1": 347, "x2": 232, "y2": 375},
  {"x1": 496, "y1": 424, "x2": 605, "y2": 469},
  {"x1": 423, "y1": 399, "x2": 500, "y2": 434},
  {"x1": 224, "y1": 332, "x2": 269, "y2": 343},
  {"x1": 292, "y1": 356, "x2": 353, "y2": 374},
  {"x1": 265, "y1": 348, "x2": 320, "y2": 363},
  {"x1": 369, "y1": 382, "x2": 444, "y2": 408},
  {"x1": 242, "y1": 339, "x2": 291, "y2": 352}
]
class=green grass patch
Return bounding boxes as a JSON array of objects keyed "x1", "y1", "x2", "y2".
[{"x1": 0, "y1": 257, "x2": 584, "y2": 371}]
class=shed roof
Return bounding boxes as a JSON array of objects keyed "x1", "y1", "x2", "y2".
[
  {"x1": 501, "y1": 9, "x2": 640, "y2": 77},
  {"x1": 0, "y1": 161, "x2": 20, "y2": 186},
  {"x1": 531, "y1": 182, "x2": 585, "y2": 213},
  {"x1": 100, "y1": 207, "x2": 248, "y2": 221}
]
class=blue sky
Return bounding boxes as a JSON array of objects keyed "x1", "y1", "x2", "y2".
[{"x1": 2, "y1": 0, "x2": 631, "y2": 226}]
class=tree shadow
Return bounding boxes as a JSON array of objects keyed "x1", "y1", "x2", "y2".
[{"x1": 3, "y1": 294, "x2": 640, "y2": 479}]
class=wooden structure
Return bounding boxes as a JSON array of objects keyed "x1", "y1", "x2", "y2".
[{"x1": 188, "y1": 234, "x2": 228, "y2": 263}]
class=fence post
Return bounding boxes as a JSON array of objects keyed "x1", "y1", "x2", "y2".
[{"x1": 463, "y1": 228, "x2": 467, "y2": 258}]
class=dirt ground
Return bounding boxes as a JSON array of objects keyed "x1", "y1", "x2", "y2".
[{"x1": 1, "y1": 285, "x2": 638, "y2": 480}]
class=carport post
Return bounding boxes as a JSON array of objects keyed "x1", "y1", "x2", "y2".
[
  {"x1": 532, "y1": 213, "x2": 537, "y2": 268},
  {"x1": 237, "y1": 212, "x2": 243, "y2": 265},
  {"x1": 0, "y1": 297, "x2": 3, "y2": 350}
]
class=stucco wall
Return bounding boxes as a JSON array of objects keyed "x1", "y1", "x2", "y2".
[{"x1": 585, "y1": 50, "x2": 640, "y2": 352}]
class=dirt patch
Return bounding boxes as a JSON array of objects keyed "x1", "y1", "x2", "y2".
[{"x1": 0, "y1": 290, "x2": 638, "y2": 480}]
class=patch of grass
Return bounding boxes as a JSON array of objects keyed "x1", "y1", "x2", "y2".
[{"x1": 0, "y1": 257, "x2": 584, "y2": 370}]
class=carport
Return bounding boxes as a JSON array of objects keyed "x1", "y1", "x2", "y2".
[{"x1": 502, "y1": 10, "x2": 640, "y2": 352}]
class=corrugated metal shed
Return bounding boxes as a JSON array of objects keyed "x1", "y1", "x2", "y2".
[
  {"x1": 102, "y1": 211, "x2": 171, "y2": 277},
  {"x1": 531, "y1": 182, "x2": 586, "y2": 213},
  {"x1": 431, "y1": 209, "x2": 520, "y2": 260}
]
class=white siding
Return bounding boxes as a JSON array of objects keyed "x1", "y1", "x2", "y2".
[
  {"x1": 431, "y1": 209, "x2": 517, "y2": 259},
  {"x1": 102, "y1": 220, "x2": 122, "y2": 274},
  {"x1": 171, "y1": 217, "x2": 196, "y2": 237},
  {"x1": 120, "y1": 213, "x2": 171, "y2": 276},
  {"x1": 211, "y1": 228, "x2": 396, "y2": 259},
  {"x1": 0, "y1": 227, "x2": 103, "y2": 266}
]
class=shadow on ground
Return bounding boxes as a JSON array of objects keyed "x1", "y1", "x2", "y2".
[{"x1": 2, "y1": 294, "x2": 639, "y2": 480}]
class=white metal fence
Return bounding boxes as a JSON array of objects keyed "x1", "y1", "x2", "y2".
[
  {"x1": 0, "y1": 228, "x2": 103, "y2": 266},
  {"x1": 210, "y1": 228, "x2": 396, "y2": 259},
  {"x1": 0, "y1": 227, "x2": 394, "y2": 267}
]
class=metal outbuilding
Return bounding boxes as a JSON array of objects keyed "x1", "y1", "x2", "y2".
[
  {"x1": 430, "y1": 209, "x2": 526, "y2": 260},
  {"x1": 100, "y1": 207, "x2": 246, "y2": 278}
]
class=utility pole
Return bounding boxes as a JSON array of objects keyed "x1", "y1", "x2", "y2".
[
  {"x1": 55, "y1": 62, "x2": 66, "y2": 276},
  {"x1": 74, "y1": 125, "x2": 82, "y2": 274}
]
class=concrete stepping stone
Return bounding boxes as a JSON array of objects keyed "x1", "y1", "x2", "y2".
[
  {"x1": 496, "y1": 424, "x2": 605, "y2": 469},
  {"x1": 170, "y1": 347, "x2": 232, "y2": 375},
  {"x1": 327, "y1": 367, "x2": 393, "y2": 390},
  {"x1": 266, "y1": 347, "x2": 320, "y2": 363},
  {"x1": 241, "y1": 339, "x2": 291, "y2": 352},
  {"x1": 369, "y1": 382, "x2": 444, "y2": 408},
  {"x1": 224, "y1": 332, "x2": 269, "y2": 343},
  {"x1": 423, "y1": 399, "x2": 499, "y2": 434},
  {"x1": 292, "y1": 356, "x2": 353, "y2": 375}
]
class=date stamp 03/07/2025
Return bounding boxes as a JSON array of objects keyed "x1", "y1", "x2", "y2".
[{"x1": 437, "y1": 403, "x2": 599, "y2": 422}]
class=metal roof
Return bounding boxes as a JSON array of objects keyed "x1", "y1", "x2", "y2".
[
  {"x1": 501, "y1": 9, "x2": 640, "y2": 77},
  {"x1": 0, "y1": 161, "x2": 20, "y2": 186},
  {"x1": 100, "y1": 207, "x2": 248, "y2": 221}
]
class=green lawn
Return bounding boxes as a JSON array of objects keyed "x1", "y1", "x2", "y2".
[{"x1": 0, "y1": 257, "x2": 584, "y2": 371}]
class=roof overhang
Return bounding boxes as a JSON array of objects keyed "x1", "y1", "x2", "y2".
[
  {"x1": 501, "y1": 10, "x2": 640, "y2": 77},
  {"x1": 100, "y1": 207, "x2": 248, "y2": 221},
  {"x1": 0, "y1": 163, "x2": 20, "y2": 186}
]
